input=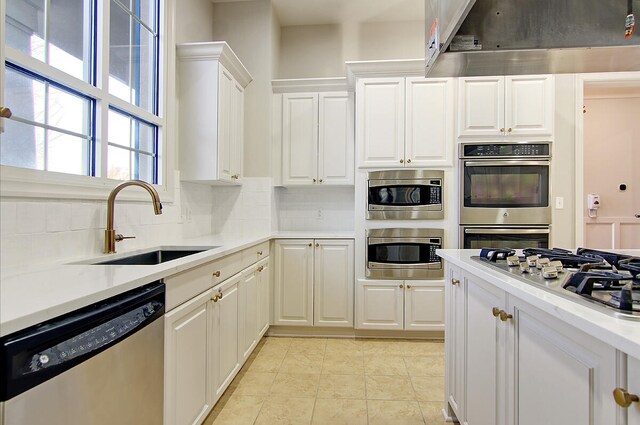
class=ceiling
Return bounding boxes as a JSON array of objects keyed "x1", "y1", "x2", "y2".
[{"x1": 212, "y1": 0, "x2": 425, "y2": 26}]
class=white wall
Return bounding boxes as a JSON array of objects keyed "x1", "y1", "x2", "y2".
[
  {"x1": 175, "y1": 0, "x2": 215, "y2": 43},
  {"x1": 278, "y1": 21, "x2": 424, "y2": 78},
  {"x1": 275, "y1": 186, "x2": 354, "y2": 231},
  {"x1": 211, "y1": 0, "x2": 277, "y2": 178}
]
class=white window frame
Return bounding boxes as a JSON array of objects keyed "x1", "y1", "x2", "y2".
[{"x1": 0, "y1": 0, "x2": 176, "y2": 203}]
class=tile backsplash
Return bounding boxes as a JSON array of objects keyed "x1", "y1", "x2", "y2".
[
  {"x1": 0, "y1": 177, "x2": 273, "y2": 268},
  {"x1": 275, "y1": 186, "x2": 355, "y2": 231}
]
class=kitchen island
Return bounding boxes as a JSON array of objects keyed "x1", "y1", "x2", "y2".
[{"x1": 437, "y1": 249, "x2": 640, "y2": 425}]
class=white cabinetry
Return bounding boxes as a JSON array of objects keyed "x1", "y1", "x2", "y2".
[
  {"x1": 444, "y1": 264, "x2": 620, "y2": 425},
  {"x1": 622, "y1": 356, "x2": 640, "y2": 423},
  {"x1": 357, "y1": 77, "x2": 454, "y2": 168},
  {"x1": 356, "y1": 279, "x2": 445, "y2": 331},
  {"x1": 281, "y1": 91, "x2": 354, "y2": 186},
  {"x1": 177, "y1": 42, "x2": 252, "y2": 184},
  {"x1": 457, "y1": 75, "x2": 554, "y2": 138},
  {"x1": 273, "y1": 239, "x2": 354, "y2": 327},
  {"x1": 256, "y1": 258, "x2": 270, "y2": 336}
]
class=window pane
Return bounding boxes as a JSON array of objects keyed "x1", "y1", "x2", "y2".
[
  {"x1": 1, "y1": 120, "x2": 45, "y2": 170},
  {"x1": 108, "y1": 109, "x2": 132, "y2": 148},
  {"x1": 5, "y1": 67, "x2": 46, "y2": 124},
  {"x1": 135, "y1": 152, "x2": 155, "y2": 182},
  {"x1": 6, "y1": 0, "x2": 92, "y2": 82},
  {"x1": 47, "y1": 130, "x2": 90, "y2": 175},
  {"x1": 107, "y1": 145, "x2": 131, "y2": 180},
  {"x1": 138, "y1": 0, "x2": 157, "y2": 31},
  {"x1": 109, "y1": 0, "x2": 157, "y2": 113},
  {"x1": 107, "y1": 109, "x2": 157, "y2": 183}
]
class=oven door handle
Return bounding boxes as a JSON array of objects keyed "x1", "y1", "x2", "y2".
[
  {"x1": 368, "y1": 238, "x2": 442, "y2": 245},
  {"x1": 464, "y1": 228, "x2": 550, "y2": 235},
  {"x1": 463, "y1": 160, "x2": 550, "y2": 167},
  {"x1": 368, "y1": 261, "x2": 442, "y2": 268},
  {"x1": 369, "y1": 179, "x2": 441, "y2": 187}
]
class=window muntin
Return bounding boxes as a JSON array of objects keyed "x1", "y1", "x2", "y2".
[{"x1": 1, "y1": 65, "x2": 94, "y2": 176}]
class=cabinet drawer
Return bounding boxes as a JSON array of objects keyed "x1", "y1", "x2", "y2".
[
  {"x1": 241, "y1": 242, "x2": 270, "y2": 268},
  {"x1": 165, "y1": 251, "x2": 242, "y2": 311}
]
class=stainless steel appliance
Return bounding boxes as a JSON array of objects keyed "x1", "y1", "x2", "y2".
[
  {"x1": 460, "y1": 226, "x2": 550, "y2": 249},
  {"x1": 0, "y1": 282, "x2": 165, "y2": 425},
  {"x1": 367, "y1": 169, "x2": 444, "y2": 220},
  {"x1": 366, "y1": 228, "x2": 444, "y2": 279},
  {"x1": 460, "y1": 141, "x2": 551, "y2": 225},
  {"x1": 474, "y1": 247, "x2": 640, "y2": 321}
]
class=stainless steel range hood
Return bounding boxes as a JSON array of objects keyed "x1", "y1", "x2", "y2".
[{"x1": 425, "y1": 0, "x2": 640, "y2": 77}]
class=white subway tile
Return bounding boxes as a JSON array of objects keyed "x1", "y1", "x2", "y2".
[
  {"x1": 1, "y1": 201, "x2": 17, "y2": 236},
  {"x1": 16, "y1": 202, "x2": 47, "y2": 234},
  {"x1": 46, "y1": 203, "x2": 72, "y2": 233}
]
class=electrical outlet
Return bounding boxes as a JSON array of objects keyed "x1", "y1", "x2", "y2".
[
  {"x1": 555, "y1": 197, "x2": 564, "y2": 209},
  {"x1": 316, "y1": 209, "x2": 323, "y2": 219}
]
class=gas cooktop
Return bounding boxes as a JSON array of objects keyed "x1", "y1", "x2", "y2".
[{"x1": 472, "y1": 247, "x2": 640, "y2": 321}]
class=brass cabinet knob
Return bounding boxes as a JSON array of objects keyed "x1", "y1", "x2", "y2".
[
  {"x1": 231, "y1": 174, "x2": 239, "y2": 180},
  {"x1": 508, "y1": 127, "x2": 513, "y2": 133},
  {"x1": 257, "y1": 250, "x2": 263, "y2": 255},
  {"x1": 313, "y1": 179, "x2": 317, "y2": 183},
  {"x1": 500, "y1": 128, "x2": 505, "y2": 133},
  {"x1": 406, "y1": 285, "x2": 412, "y2": 289},
  {"x1": 613, "y1": 388, "x2": 639, "y2": 408},
  {"x1": 399, "y1": 284, "x2": 404, "y2": 289},
  {"x1": 400, "y1": 159, "x2": 404, "y2": 164},
  {"x1": 319, "y1": 179, "x2": 323, "y2": 183},
  {"x1": 308, "y1": 243, "x2": 312, "y2": 247},
  {"x1": 451, "y1": 278, "x2": 460, "y2": 286},
  {"x1": 406, "y1": 159, "x2": 412, "y2": 163},
  {"x1": 213, "y1": 271, "x2": 221, "y2": 278},
  {"x1": 315, "y1": 243, "x2": 319, "y2": 247},
  {"x1": 492, "y1": 307, "x2": 501, "y2": 317},
  {"x1": 0, "y1": 107, "x2": 12, "y2": 118},
  {"x1": 499, "y1": 310, "x2": 513, "y2": 321}
]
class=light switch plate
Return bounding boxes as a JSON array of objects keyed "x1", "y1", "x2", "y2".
[{"x1": 555, "y1": 197, "x2": 564, "y2": 209}]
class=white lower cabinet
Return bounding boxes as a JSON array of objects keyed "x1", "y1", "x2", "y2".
[
  {"x1": 165, "y1": 289, "x2": 213, "y2": 425},
  {"x1": 445, "y1": 264, "x2": 620, "y2": 425},
  {"x1": 273, "y1": 239, "x2": 354, "y2": 327},
  {"x1": 239, "y1": 267, "x2": 258, "y2": 361},
  {"x1": 356, "y1": 279, "x2": 445, "y2": 331},
  {"x1": 256, "y1": 258, "x2": 270, "y2": 337},
  {"x1": 625, "y1": 356, "x2": 640, "y2": 423}
]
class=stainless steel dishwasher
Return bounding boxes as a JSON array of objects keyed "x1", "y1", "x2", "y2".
[{"x1": 0, "y1": 281, "x2": 165, "y2": 425}]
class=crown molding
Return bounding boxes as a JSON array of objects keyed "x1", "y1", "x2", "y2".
[{"x1": 176, "y1": 41, "x2": 253, "y2": 88}]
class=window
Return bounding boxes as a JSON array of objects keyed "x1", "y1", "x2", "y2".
[{"x1": 1, "y1": 0, "x2": 164, "y2": 186}]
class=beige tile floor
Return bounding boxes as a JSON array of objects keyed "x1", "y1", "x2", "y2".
[{"x1": 203, "y1": 336, "x2": 447, "y2": 425}]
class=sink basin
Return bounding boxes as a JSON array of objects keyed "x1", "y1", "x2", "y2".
[{"x1": 83, "y1": 246, "x2": 219, "y2": 265}]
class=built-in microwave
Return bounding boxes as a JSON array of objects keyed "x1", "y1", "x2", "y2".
[
  {"x1": 367, "y1": 170, "x2": 444, "y2": 220},
  {"x1": 366, "y1": 228, "x2": 444, "y2": 279}
]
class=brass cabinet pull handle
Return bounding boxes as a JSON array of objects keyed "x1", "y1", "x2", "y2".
[
  {"x1": 257, "y1": 266, "x2": 264, "y2": 272},
  {"x1": 231, "y1": 174, "x2": 239, "y2": 180},
  {"x1": 211, "y1": 293, "x2": 220, "y2": 302},
  {"x1": 613, "y1": 388, "x2": 639, "y2": 408},
  {"x1": 406, "y1": 159, "x2": 412, "y2": 163},
  {"x1": 451, "y1": 278, "x2": 460, "y2": 286},
  {"x1": 499, "y1": 310, "x2": 513, "y2": 321},
  {"x1": 257, "y1": 250, "x2": 263, "y2": 255},
  {"x1": 0, "y1": 107, "x2": 12, "y2": 118},
  {"x1": 399, "y1": 284, "x2": 404, "y2": 289},
  {"x1": 492, "y1": 307, "x2": 501, "y2": 317},
  {"x1": 213, "y1": 271, "x2": 221, "y2": 277},
  {"x1": 218, "y1": 292, "x2": 224, "y2": 299}
]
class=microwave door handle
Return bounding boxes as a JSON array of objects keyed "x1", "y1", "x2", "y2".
[
  {"x1": 464, "y1": 228, "x2": 550, "y2": 235},
  {"x1": 463, "y1": 160, "x2": 550, "y2": 167}
]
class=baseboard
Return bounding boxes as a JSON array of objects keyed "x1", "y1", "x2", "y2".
[{"x1": 266, "y1": 325, "x2": 444, "y2": 340}]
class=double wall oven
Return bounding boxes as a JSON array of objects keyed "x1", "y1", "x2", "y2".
[{"x1": 459, "y1": 142, "x2": 552, "y2": 249}]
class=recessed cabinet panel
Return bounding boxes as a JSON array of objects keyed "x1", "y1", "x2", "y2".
[
  {"x1": 445, "y1": 266, "x2": 465, "y2": 421},
  {"x1": 256, "y1": 259, "x2": 270, "y2": 336},
  {"x1": 282, "y1": 93, "x2": 318, "y2": 185},
  {"x1": 314, "y1": 240, "x2": 354, "y2": 327},
  {"x1": 318, "y1": 92, "x2": 354, "y2": 185},
  {"x1": 404, "y1": 281, "x2": 445, "y2": 331},
  {"x1": 274, "y1": 240, "x2": 314, "y2": 326},
  {"x1": 405, "y1": 78, "x2": 454, "y2": 167},
  {"x1": 231, "y1": 80, "x2": 244, "y2": 182},
  {"x1": 629, "y1": 356, "x2": 640, "y2": 423},
  {"x1": 458, "y1": 77, "x2": 504, "y2": 137},
  {"x1": 506, "y1": 76, "x2": 554, "y2": 137},
  {"x1": 213, "y1": 275, "x2": 241, "y2": 398},
  {"x1": 240, "y1": 267, "x2": 258, "y2": 361},
  {"x1": 357, "y1": 78, "x2": 405, "y2": 166},
  {"x1": 356, "y1": 279, "x2": 404, "y2": 330},
  {"x1": 218, "y1": 66, "x2": 234, "y2": 182}
]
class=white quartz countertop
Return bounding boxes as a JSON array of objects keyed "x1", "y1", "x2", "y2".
[
  {"x1": 437, "y1": 249, "x2": 640, "y2": 359},
  {"x1": 0, "y1": 231, "x2": 354, "y2": 338}
]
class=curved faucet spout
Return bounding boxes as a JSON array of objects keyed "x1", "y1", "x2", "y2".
[{"x1": 105, "y1": 180, "x2": 163, "y2": 253}]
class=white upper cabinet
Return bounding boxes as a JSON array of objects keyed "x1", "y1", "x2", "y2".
[
  {"x1": 357, "y1": 76, "x2": 454, "y2": 168},
  {"x1": 177, "y1": 42, "x2": 252, "y2": 184},
  {"x1": 458, "y1": 75, "x2": 554, "y2": 138},
  {"x1": 281, "y1": 89, "x2": 354, "y2": 186}
]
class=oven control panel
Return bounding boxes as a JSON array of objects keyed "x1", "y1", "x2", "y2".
[{"x1": 462, "y1": 143, "x2": 551, "y2": 158}]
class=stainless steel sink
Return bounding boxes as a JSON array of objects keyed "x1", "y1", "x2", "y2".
[{"x1": 79, "y1": 246, "x2": 219, "y2": 265}]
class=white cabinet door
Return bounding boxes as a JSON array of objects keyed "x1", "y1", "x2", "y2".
[
  {"x1": 256, "y1": 258, "x2": 270, "y2": 337},
  {"x1": 505, "y1": 75, "x2": 554, "y2": 137},
  {"x1": 314, "y1": 239, "x2": 354, "y2": 327},
  {"x1": 231, "y1": 79, "x2": 244, "y2": 182},
  {"x1": 217, "y1": 64, "x2": 234, "y2": 183},
  {"x1": 445, "y1": 266, "x2": 465, "y2": 422},
  {"x1": 627, "y1": 356, "x2": 640, "y2": 423},
  {"x1": 282, "y1": 93, "x2": 319, "y2": 185},
  {"x1": 405, "y1": 77, "x2": 454, "y2": 167},
  {"x1": 164, "y1": 289, "x2": 212, "y2": 425},
  {"x1": 404, "y1": 280, "x2": 445, "y2": 331},
  {"x1": 211, "y1": 273, "x2": 241, "y2": 400},
  {"x1": 465, "y1": 274, "x2": 507, "y2": 425},
  {"x1": 273, "y1": 240, "x2": 314, "y2": 326},
  {"x1": 458, "y1": 76, "x2": 505, "y2": 138},
  {"x1": 356, "y1": 279, "x2": 404, "y2": 330},
  {"x1": 318, "y1": 92, "x2": 354, "y2": 185},
  {"x1": 357, "y1": 78, "x2": 405, "y2": 167},
  {"x1": 239, "y1": 266, "x2": 258, "y2": 361},
  {"x1": 508, "y1": 297, "x2": 618, "y2": 425}
]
